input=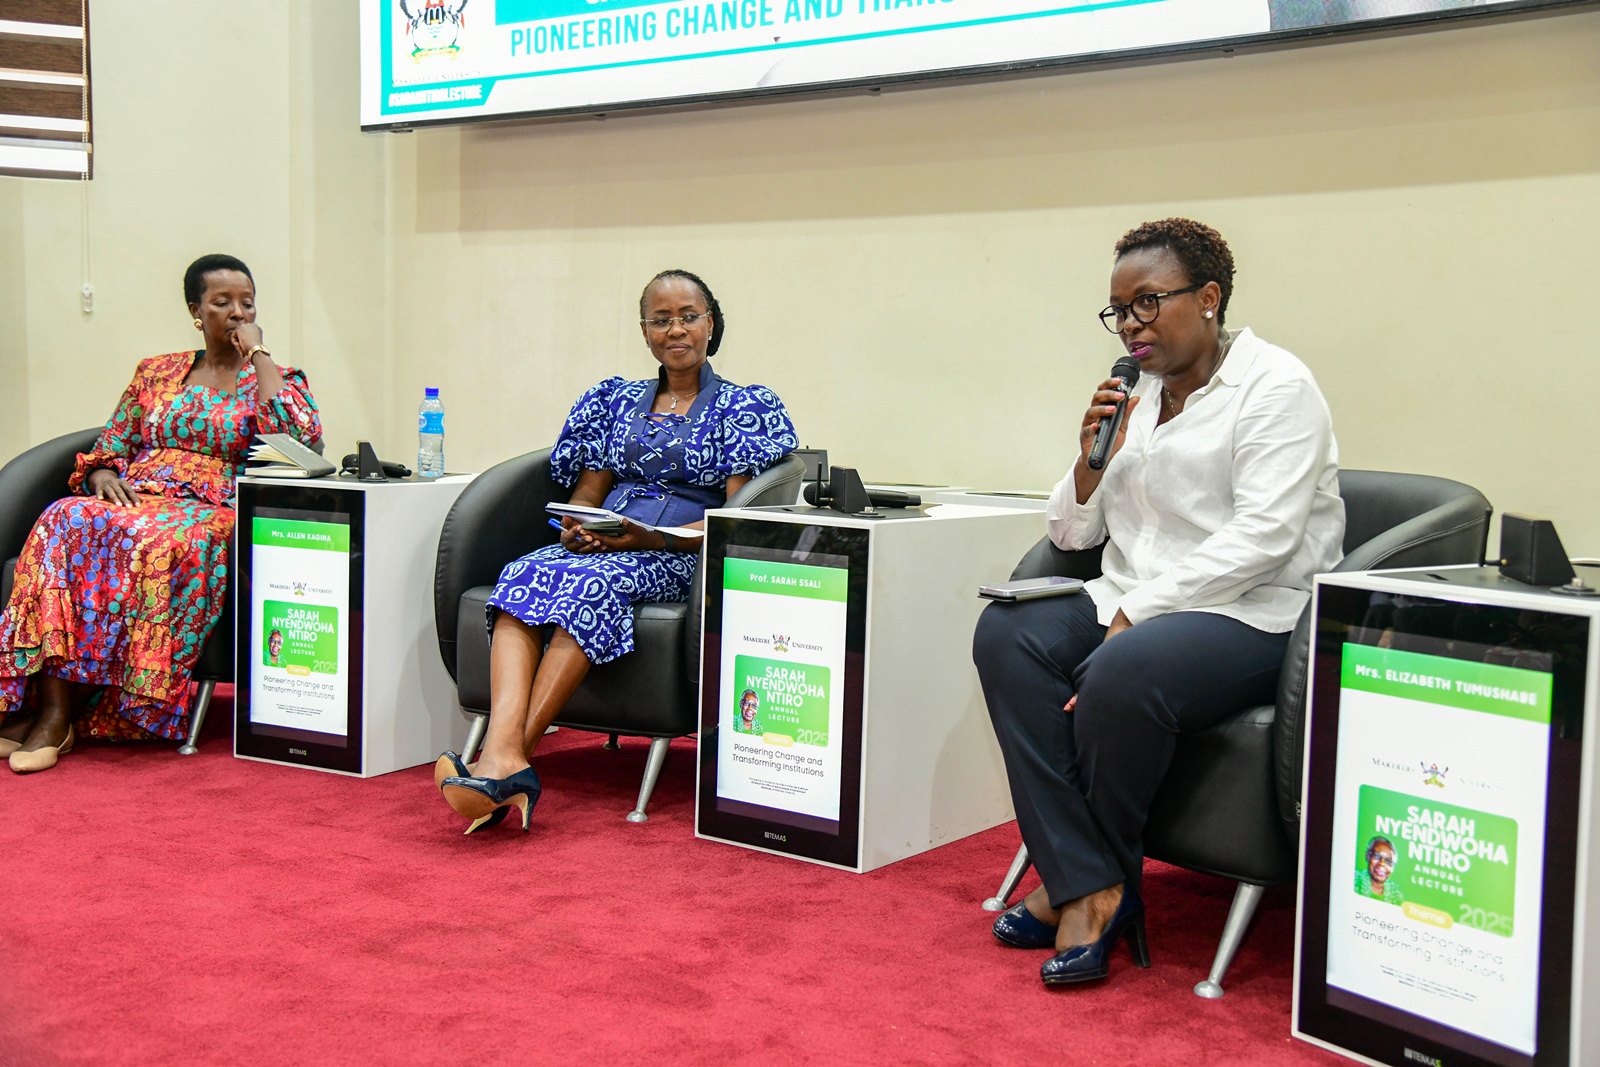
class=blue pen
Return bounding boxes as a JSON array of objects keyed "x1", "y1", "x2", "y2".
[{"x1": 547, "y1": 518, "x2": 564, "y2": 532}]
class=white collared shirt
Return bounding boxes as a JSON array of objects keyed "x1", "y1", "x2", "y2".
[{"x1": 1047, "y1": 327, "x2": 1345, "y2": 634}]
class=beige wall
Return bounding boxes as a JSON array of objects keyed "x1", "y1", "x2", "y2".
[
  {"x1": 4, "y1": 6, "x2": 1598, "y2": 552},
  {"x1": 0, "y1": 1, "x2": 388, "y2": 467},
  {"x1": 0, "y1": 179, "x2": 26, "y2": 461}
]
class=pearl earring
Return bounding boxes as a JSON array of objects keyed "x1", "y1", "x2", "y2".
[
  {"x1": 193, "y1": 319, "x2": 203, "y2": 330},
  {"x1": 1204, "y1": 310, "x2": 1213, "y2": 319}
]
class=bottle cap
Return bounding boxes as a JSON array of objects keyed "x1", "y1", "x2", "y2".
[{"x1": 424, "y1": 387, "x2": 440, "y2": 399}]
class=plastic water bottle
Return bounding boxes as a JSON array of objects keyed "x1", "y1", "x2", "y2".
[{"x1": 417, "y1": 387, "x2": 445, "y2": 478}]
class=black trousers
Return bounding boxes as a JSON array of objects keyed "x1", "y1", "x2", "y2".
[{"x1": 972, "y1": 594, "x2": 1288, "y2": 907}]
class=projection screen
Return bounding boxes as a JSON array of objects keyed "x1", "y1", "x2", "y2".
[{"x1": 359, "y1": 1, "x2": 1589, "y2": 131}]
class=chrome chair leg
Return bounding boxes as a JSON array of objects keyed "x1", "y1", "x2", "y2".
[
  {"x1": 177, "y1": 680, "x2": 216, "y2": 756},
  {"x1": 1193, "y1": 881, "x2": 1266, "y2": 999},
  {"x1": 983, "y1": 843, "x2": 1032, "y2": 911},
  {"x1": 461, "y1": 712, "x2": 489, "y2": 764},
  {"x1": 625, "y1": 736, "x2": 672, "y2": 823}
]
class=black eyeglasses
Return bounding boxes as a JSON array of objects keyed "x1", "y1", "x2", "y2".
[{"x1": 1098, "y1": 282, "x2": 1205, "y2": 333}]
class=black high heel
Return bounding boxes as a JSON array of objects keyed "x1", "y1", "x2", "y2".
[
  {"x1": 1039, "y1": 886, "x2": 1150, "y2": 986},
  {"x1": 440, "y1": 767, "x2": 542, "y2": 835}
]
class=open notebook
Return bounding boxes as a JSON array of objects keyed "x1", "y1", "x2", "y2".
[
  {"x1": 545, "y1": 502, "x2": 704, "y2": 539},
  {"x1": 246, "y1": 433, "x2": 335, "y2": 479}
]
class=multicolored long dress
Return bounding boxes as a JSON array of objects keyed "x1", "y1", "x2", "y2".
[
  {"x1": 0, "y1": 351, "x2": 322, "y2": 740},
  {"x1": 488, "y1": 361, "x2": 797, "y2": 665}
]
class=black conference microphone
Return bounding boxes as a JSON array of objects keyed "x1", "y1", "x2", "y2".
[
  {"x1": 802, "y1": 466, "x2": 922, "y2": 512},
  {"x1": 1086, "y1": 356, "x2": 1141, "y2": 471},
  {"x1": 802, "y1": 481, "x2": 923, "y2": 510}
]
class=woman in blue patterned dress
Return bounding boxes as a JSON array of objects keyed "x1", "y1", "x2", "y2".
[{"x1": 436, "y1": 269, "x2": 797, "y2": 831}]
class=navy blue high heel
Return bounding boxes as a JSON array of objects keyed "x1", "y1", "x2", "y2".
[
  {"x1": 434, "y1": 751, "x2": 476, "y2": 794},
  {"x1": 1039, "y1": 886, "x2": 1150, "y2": 985},
  {"x1": 441, "y1": 767, "x2": 542, "y2": 835},
  {"x1": 992, "y1": 901, "x2": 1059, "y2": 949},
  {"x1": 435, "y1": 752, "x2": 507, "y2": 832}
]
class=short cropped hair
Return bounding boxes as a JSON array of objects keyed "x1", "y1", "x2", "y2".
[
  {"x1": 1114, "y1": 219, "x2": 1235, "y2": 325},
  {"x1": 184, "y1": 254, "x2": 253, "y2": 306}
]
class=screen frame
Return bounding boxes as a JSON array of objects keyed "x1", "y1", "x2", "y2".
[
  {"x1": 360, "y1": 0, "x2": 1598, "y2": 132},
  {"x1": 1295, "y1": 580, "x2": 1590, "y2": 1067},
  {"x1": 696, "y1": 513, "x2": 869, "y2": 869},
  {"x1": 235, "y1": 483, "x2": 367, "y2": 775}
]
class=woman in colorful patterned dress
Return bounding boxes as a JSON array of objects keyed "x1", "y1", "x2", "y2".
[
  {"x1": 0, "y1": 254, "x2": 322, "y2": 772},
  {"x1": 435, "y1": 269, "x2": 797, "y2": 832}
]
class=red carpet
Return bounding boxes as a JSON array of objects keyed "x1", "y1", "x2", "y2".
[{"x1": 1, "y1": 693, "x2": 1344, "y2": 1066}]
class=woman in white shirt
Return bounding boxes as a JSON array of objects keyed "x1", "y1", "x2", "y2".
[{"x1": 973, "y1": 218, "x2": 1343, "y2": 986}]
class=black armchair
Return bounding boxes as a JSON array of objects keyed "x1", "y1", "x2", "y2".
[
  {"x1": 433, "y1": 450, "x2": 806, "y2": 822},
  {"x1": 0, "y1": 427, "x2": 234, "y2": 753},
  {"x1": 982, "y1": 469, "x2": 1492, "y2": 997}
]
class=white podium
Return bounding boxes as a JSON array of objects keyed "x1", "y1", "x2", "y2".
[
  {"x1": 695, "y1": 502, "x2": 1045, "y2": 872},
  {"x1": 1295, "y1": 564, "x2": 1600, "y2": 1067},
  {"x1": 933, "y1": 488, "x2": 1051, "y2": 511},
  {"x1": 234, "y1": 475, "x2": 473, "y2": 777}
]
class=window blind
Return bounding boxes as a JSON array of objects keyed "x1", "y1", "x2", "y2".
[{"x1": 0, "y1": 0, "x2": 91, "y2": 179}]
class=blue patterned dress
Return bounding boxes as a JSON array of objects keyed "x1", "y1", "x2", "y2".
[{"x1": 487, "y1": 362, "x2": 797, "y2": 664}]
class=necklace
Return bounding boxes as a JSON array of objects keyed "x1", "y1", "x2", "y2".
[
  {"x1": 1161, "y1": 334, "x2": 1232, "y2": 420},
  {"x1": 668, "y1": 389, "x2": 698, "y2": 412}
]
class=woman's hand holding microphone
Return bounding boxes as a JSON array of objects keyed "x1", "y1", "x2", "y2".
[
  {"x1": 1067, "y1": 372, "x2": 1140, "y2": 662},
  {"x1": 1074, "y1": 376, "x2": 1141, "y2": 503}
]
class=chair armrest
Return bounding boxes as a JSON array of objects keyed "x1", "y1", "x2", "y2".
[
  {"x1": 683, "y1": 453, "x2": 807, "y2": 694},
  {"x1": 1335, "y1": 492, "x2": 1492, "y2": 573},
  {"x1": 1009, "y1": 538, "x2": 1105, "y2": 582},
  {"x1": 727, "y1": 453, "x2": 805, "y2": 509},
  {"x1": 433, "y1": 447, "x2": 561, "y2": 678},
  {"x1": 0, "y1": 427, "x2": 101, "y2": 565},
  {"x1": 1271, "y1": 483, "x2": 1494, "y2": 836}
]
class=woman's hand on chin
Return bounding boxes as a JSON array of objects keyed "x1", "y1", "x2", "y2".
[{"x1": 231, "y1": 322, "x2": 266, "y2": 358}]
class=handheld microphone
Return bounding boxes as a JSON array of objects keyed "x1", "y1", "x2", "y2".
[
  {"x1": 1086, "y1": 357, "x2": 1141, "y2": 471},
  {"x1": 802, "y1": 481, "x2": 922, "y2": 510}
]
